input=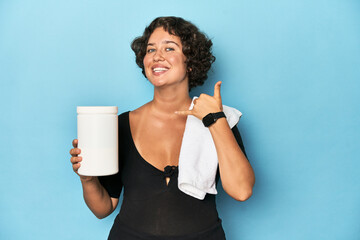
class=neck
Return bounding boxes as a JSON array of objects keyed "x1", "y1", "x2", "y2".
[{"x1": 150, "y1": 83, "x2": 192, "y2": 116}]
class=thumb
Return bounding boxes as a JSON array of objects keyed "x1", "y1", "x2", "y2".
[{"x1": 213, "y1": 81, "x2": 222, "y2": 101}]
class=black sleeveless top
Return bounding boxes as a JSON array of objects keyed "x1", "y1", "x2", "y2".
[{"x1": 98, "y1": 111, "x2": 247, "y2": 239}]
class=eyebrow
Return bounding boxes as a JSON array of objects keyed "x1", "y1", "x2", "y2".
[{"x1": 147, "y1": 40, "x2": 180, "y2": 47}]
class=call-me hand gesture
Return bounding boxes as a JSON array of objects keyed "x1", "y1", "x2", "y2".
[{"x1": 176, "y1": 81, "x2": 223, "y2": 120}]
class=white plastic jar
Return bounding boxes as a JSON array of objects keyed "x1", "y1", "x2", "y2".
[{"x1": 77, "y1": 106, "x2": 118, "y2": 176}]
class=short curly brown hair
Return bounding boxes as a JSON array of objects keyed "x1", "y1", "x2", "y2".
[{"x1": 131, "y1": 16, "x2": 216, "y2": 91}]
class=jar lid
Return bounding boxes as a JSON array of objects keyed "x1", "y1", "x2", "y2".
[{"x1": 77, "y1": 106, "x2": 118, "y2": 114}]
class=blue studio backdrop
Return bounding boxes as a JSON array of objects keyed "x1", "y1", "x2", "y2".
[{"x1": 0, "y1": 1, "x2": 359, "y2": 239}]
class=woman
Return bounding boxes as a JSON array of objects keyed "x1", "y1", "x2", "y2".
[{"x1": 70, "y1": 16, "x2": 255, "y2": 239}]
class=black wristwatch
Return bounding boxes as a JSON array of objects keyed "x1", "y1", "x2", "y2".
[{"x1": 202, "y1": 112, "x2": 226, "y2": 127}]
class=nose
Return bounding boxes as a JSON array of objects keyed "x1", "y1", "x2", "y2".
[{"x1": 153, "y1": 49, "x2": 164, "y2": 62}]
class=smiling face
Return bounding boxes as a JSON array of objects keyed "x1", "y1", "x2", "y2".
[{"x1": 143, "y1": 27, "x2": 188, "y2": 89}]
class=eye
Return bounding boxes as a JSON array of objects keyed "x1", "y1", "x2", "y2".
[
  {"x1": 165, "y1": 47, "x2": 175, "y2": 52},
  {"x1": 147, "y1": 48, "x2": 155, "y2": 53}
]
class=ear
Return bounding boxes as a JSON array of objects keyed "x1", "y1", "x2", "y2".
[{"x1": 187, "y1": 67, "x2": 192, "y2": 72}]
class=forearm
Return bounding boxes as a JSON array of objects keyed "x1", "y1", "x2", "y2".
[
  {"x1": 209, "y1": 118, "x2": 255, "y2": 201},
  {"x1": 81, "y1": 177, "x2": 115, "y2": 219}
]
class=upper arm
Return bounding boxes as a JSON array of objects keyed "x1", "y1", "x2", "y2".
[{"x1": 110, "y1": 197, "x2": 119, "y2": 213}]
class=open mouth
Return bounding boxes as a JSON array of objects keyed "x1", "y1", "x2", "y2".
[{"x1": 152, "y1": 67, "x2": 169, "y2": 73}]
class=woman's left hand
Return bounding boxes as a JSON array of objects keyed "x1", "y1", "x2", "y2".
[{"x1": 176, "y1": 81, "x2": 223, "y2": 120}]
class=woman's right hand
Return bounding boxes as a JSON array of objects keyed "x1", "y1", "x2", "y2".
[{"x1": 70, "y1": 139, "x2": 95, "y2": 182}]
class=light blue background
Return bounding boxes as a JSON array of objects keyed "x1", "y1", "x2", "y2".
[{"x1": 1, "y1": 0, "x2": 359, "y2": 239}]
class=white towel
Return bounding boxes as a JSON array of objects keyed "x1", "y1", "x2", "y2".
[{"x1": 178, "y1": 97, "x2": 242, "y2": 200}]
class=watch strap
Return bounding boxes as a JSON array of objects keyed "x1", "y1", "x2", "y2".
[
  {"x1": 212, "y1": 112, "x2": 226, "y2": 120},
  {"x1": 202, "y1": 111, "x2": 226, "y2": 127}
]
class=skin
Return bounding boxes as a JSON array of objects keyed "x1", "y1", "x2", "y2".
[{"x1": 70, "y1": 27, "x2": 255, "y2": 219}]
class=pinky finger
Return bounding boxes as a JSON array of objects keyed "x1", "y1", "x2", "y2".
[
  {"x1": 175, "y1": 110, "x2": 192, "y2": 116},
  {"x1": 73, "y1": 163, "x2": 81, "y2": 172}
]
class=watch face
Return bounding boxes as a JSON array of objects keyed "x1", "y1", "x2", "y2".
[
  {"x1": 202, "y1": 112, "x2": 226, "y2": 127},
  {"x1": 202, "y1": 113, "x2": 214, "y2": 127}
]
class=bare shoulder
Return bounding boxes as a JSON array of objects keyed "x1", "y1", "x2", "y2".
[
  {"x1": 129, "y1": 102, "x2": 152, "y2": 129},
  {"x1": 130, "y1": 102, "x2": 151, "y2": 118}
]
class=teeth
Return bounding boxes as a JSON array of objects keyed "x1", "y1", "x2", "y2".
[{"x1": 153, "y1": 68, "x2": 168, "y2": 72}]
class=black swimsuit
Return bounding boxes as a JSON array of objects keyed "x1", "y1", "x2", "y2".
[{"x1": 98, "y1": 111, "x2": 247, "y2": 239}]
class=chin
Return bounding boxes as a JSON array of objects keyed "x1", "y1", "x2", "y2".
[
  {"x1": 149, "y1": 78, "x2": 166, "y2": 87},
  {"x1": 147, "y1": 75, "x2": 188, "y2": 89}
]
